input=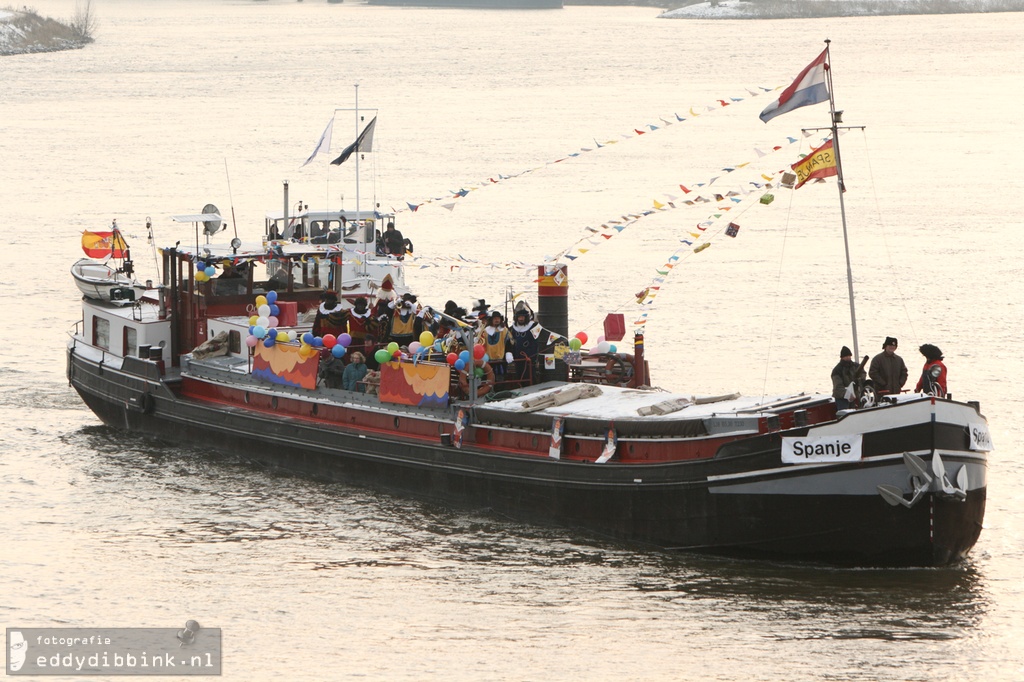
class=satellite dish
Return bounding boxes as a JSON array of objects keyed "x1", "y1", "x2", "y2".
[{"x1": 201, "y1": 204, "x2": 223, "y2": 236}]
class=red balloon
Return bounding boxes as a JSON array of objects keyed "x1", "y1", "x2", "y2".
[
  {"x1": 392, "y1": 350, "x2": 402, "y2": 359},
  {"x1": 446, "y1": 352, "x2": 458, "y2": 366},
  {"x1": 322, "y1": 334, "x2": 337, "y2": 349},
  {"x1": 472, "y1": 345, "x2": 485, "y2": 360},
  {"x1": 575, "y1": 332, "x2": 588, "y2": 344}
]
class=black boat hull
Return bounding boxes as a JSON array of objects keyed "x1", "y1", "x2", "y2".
[{"x1": 68, "y1": 347, "x2": 987, "y2": 567}]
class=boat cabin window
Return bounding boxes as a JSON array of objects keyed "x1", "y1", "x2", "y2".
[
  {"x1": 229, "y1": 330, "x2": 241, "y2": 354},
  {"x1": 93, "y1": 316, "x2": 110, "y2": 350},
  {"x1": 124, "y1": 326, "x2": 137, "y2": 357}
]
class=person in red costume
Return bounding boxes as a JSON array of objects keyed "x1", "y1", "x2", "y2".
[{"x1": 914, "y1": 344, "x2": 947, "y2": 397}]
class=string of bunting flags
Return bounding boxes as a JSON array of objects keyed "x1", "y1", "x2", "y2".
[
  {"x1": 388, "y1": 85, "x2": 780, "y2": 216},
  {"x1": 628, "y1": 131, "x2": 834, "y2": 330}
]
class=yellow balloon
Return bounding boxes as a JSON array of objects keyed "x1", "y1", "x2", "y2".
[
  {"x1": 419, "y1": 331, "x2": 435, "y2": 347},
  {"x1": 249, "y1": 315, "x2": 259, "y2": 326},
  {"x1": 255, "y1": 295, "x2": 268, "y2": 307},
  {"x1": 276, "y1": 330, "x2": 288, "y2": 342}
]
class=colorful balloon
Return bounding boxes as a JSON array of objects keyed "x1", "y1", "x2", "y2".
[
  {"x1": 270, "y1": 304, "x2": 280, "y2": 317},
  {"x1": 249, "y1": 315, "x2": 259, "y2": 326},
  {"x1": 255, "y1": 295, "x2": 268, "y2": 307},
  {"x1": 454, "y1": 359, "x2": 466, "y2": 371},
  {"x1": 569, "y1": 338, "x2": 582, "y2": 351},
  {"x1": 266, "y1": 290, "x2": 278, "y2": 304},
  {"x1": 331, "y1": 345, "x2": 346, "y2": 358},
  {"x1": 263, "y1": 336, "x2": 276, "y2": 348},
  {"x1": 245, "y1": 335, "x2": 258, "y2": 348},
  {"x1": 374, "y1": 349, "x2": 391, "y2": 364},
  {"x1": 257, "y1": 304, "x2": 271, "y2": 317},
  {"x1": 323, "y1": 334, "x2": 337, "y2": 349},
  {"x1": 302, "y1": 332, "x2": 315, "y2": 345},
  {"x1": 204, "y1": 266, "x2": 216, "y2": 277},
  {"x1": 472, "y1": 345, "x2": 485, "y2": 360},
  {"x1": 419, "y1": 331, "x2": 435, "y2": 347},
  {"x1": 267, "y1": 316, "x2": 279, "y2": 328},
  {"x1": 387, "y1": 342, "x2": 399, "y2": 354},
  {"x1": 446, "y1": 353, "x2": 458, "y2": 366},
  {"x1": 338, "y1": 333, "x2": 352, "y2": 348},
  {"x1": 575, "y1": 331, "x2": 588, "y2": 345},
  {"x1": 409, "y1": 342, "x2": 421, "y2": 355},
  {"x1": 252, "y1": 325, "x2": 267, "y2": 339}
]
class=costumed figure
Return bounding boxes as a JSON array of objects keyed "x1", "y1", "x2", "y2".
[
  {"x1": 312, "y1": 291, "x2": 348, "y2": 338},
  {"x1": 915, "y1": 343, "x2": 948, "y2": 397},
  {"x1": 508, "y1": 301, "x2": 549, "y2": 385},
  {"x1": 388, "y1": 293, "x2": 423, "y2": 348},
  {"x1": 478, "y1": 311, "x2": 513, "y2": 377},
  {"x1": 347, "y1": 296, "x2": 376, "y2": 365}
]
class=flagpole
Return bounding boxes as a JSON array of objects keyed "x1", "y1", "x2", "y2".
[
  {"x1": 823, "y1": 39, "x2": 860, "y2": 361},
  {"x1": 354, "y1": 83, "x2": 360, "y2": 236}
]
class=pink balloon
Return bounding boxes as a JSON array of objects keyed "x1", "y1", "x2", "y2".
[
  {"x1": 268, "y1": 316, "x2": 279, "y2": 328},
  {"x1": 245, "y1": 335, "x2": 258, "y2": 348}
]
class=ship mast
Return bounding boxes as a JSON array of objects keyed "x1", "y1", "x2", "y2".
[{"x1": 806, "y1": 39, "x2": 865, "y2": 360}]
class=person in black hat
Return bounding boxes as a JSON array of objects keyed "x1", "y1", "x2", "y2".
[
  {"x1": 387, "y1": 292, "x2": 422, "y2": 348},
  {"x1": 868, "y1": 336, "x2": 908, "y2": 396},
  {"x1": 831, "y1": 346, "x2": 866, "y2": 411},
  {"x1": 312, "y1": 290, "x2": 348, "y2": 338},
  {"x1": 915, "y1": 344, "x2": 947, "y2": 397}
]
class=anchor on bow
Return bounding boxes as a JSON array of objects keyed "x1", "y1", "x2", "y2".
[{"x1": 877, "y1": 451, "x2": 968, "y2": 508}]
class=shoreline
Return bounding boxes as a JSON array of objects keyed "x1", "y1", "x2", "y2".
[{"x1": 0, "y1": 8, "x2": 91, "y2": 56}]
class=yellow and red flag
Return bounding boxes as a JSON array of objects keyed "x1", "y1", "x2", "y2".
[
  {"x1": 791, "y1": 138, "x2": 838, "y2": 189},
  {"x1": 81, "y1": 230, "x2": 128, "y2": 258}
]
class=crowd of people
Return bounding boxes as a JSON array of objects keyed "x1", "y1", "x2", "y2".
[
  {"x1": 830, "y1": 335, "x2": 948, "y2": 411},
  {"x1": 312, "y1": 285, "x2": 554, "y2": 396}
]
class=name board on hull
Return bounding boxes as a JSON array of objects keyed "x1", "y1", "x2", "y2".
[
  {"x1": 969, "y1": 422, "x2": 993, "y2": 451},
  {"x1": 782, "y1": 434, "x2": 862, "y2": 464}
]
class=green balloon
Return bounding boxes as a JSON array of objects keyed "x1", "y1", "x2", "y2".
[{"x1": 375, "y1": 349, "x2": 391, "y2": 364}]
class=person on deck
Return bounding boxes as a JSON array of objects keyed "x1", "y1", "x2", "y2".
[
  {"x1": 383, "y1": 222, "x2": 406, "y2": 258},
  {"x1": 347, "y1": 297, "x2": 376, "y2": 365},
  {"x1": 915, "y1": 344, "x2": 948, "y2": 397},
  {"x1": 312, "y1": 291, "x2": 348, "y2": 338},
  {"x1": 388, "y1": 293, "x2": 422, "y2": 348},
  {"x1": 342, "y1": 352, "x2": 369, "y2": 392},
  {"x1": 831, "y1": 346, "x2": 866, "y2": 411},
  {"x1": 478, "y1": 311, "x2": 513, "y2": 377},
  {"x1": 508, "y1": 302, "x2": 548, "y2": 385},
  {"x1": 458, "y1": 356, "x2": 495, "y2": 399},
  {"x1": 869, "y1": 336, "x2": 908, "y2": 396}
]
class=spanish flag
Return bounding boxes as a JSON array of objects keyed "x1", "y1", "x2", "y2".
[
  {"x1": 81, "y1": 230, "x2": 128, "y2": 258},
  {"x1": 791, "y1": 138, "x2": 838, "y2": 190}
]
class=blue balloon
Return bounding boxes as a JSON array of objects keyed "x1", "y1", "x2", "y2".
[
  {"x1": 302, "y1": 332, "x2": 315, "y2": 345},
  {"x1": 270, "y1": 304, "x2": 280, "y2": 317},
  {"x1": 454, "y1": 359, "x2": 466, "y2": 371},
  {"x1": 266, "y1": 290, "x2": 278, "y2": 304},
  {"x1": 312, "y1": 337, "x2": 324, "y2": 348},
  {"x1": 249, "y1": 325, "x2": 256, "y2": 336},
  {"x1": 263, "y1": 336, "x2": 276, "y2": 348},
  {"x1": 331, "y1": 345, "x2": 346, "y2": 358},
  {"x1": 433, "y1": 341, "x2": 443, "y2": 352},
  {"x1": 459, "y1": 350, "x2": 470, "y2": 362},
  {"x1": 253, "y1": 325, "x2": 267, "y2": 339},
  {"x1": 204, "y1": 266, "x2": 216, "y2": 277}
]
